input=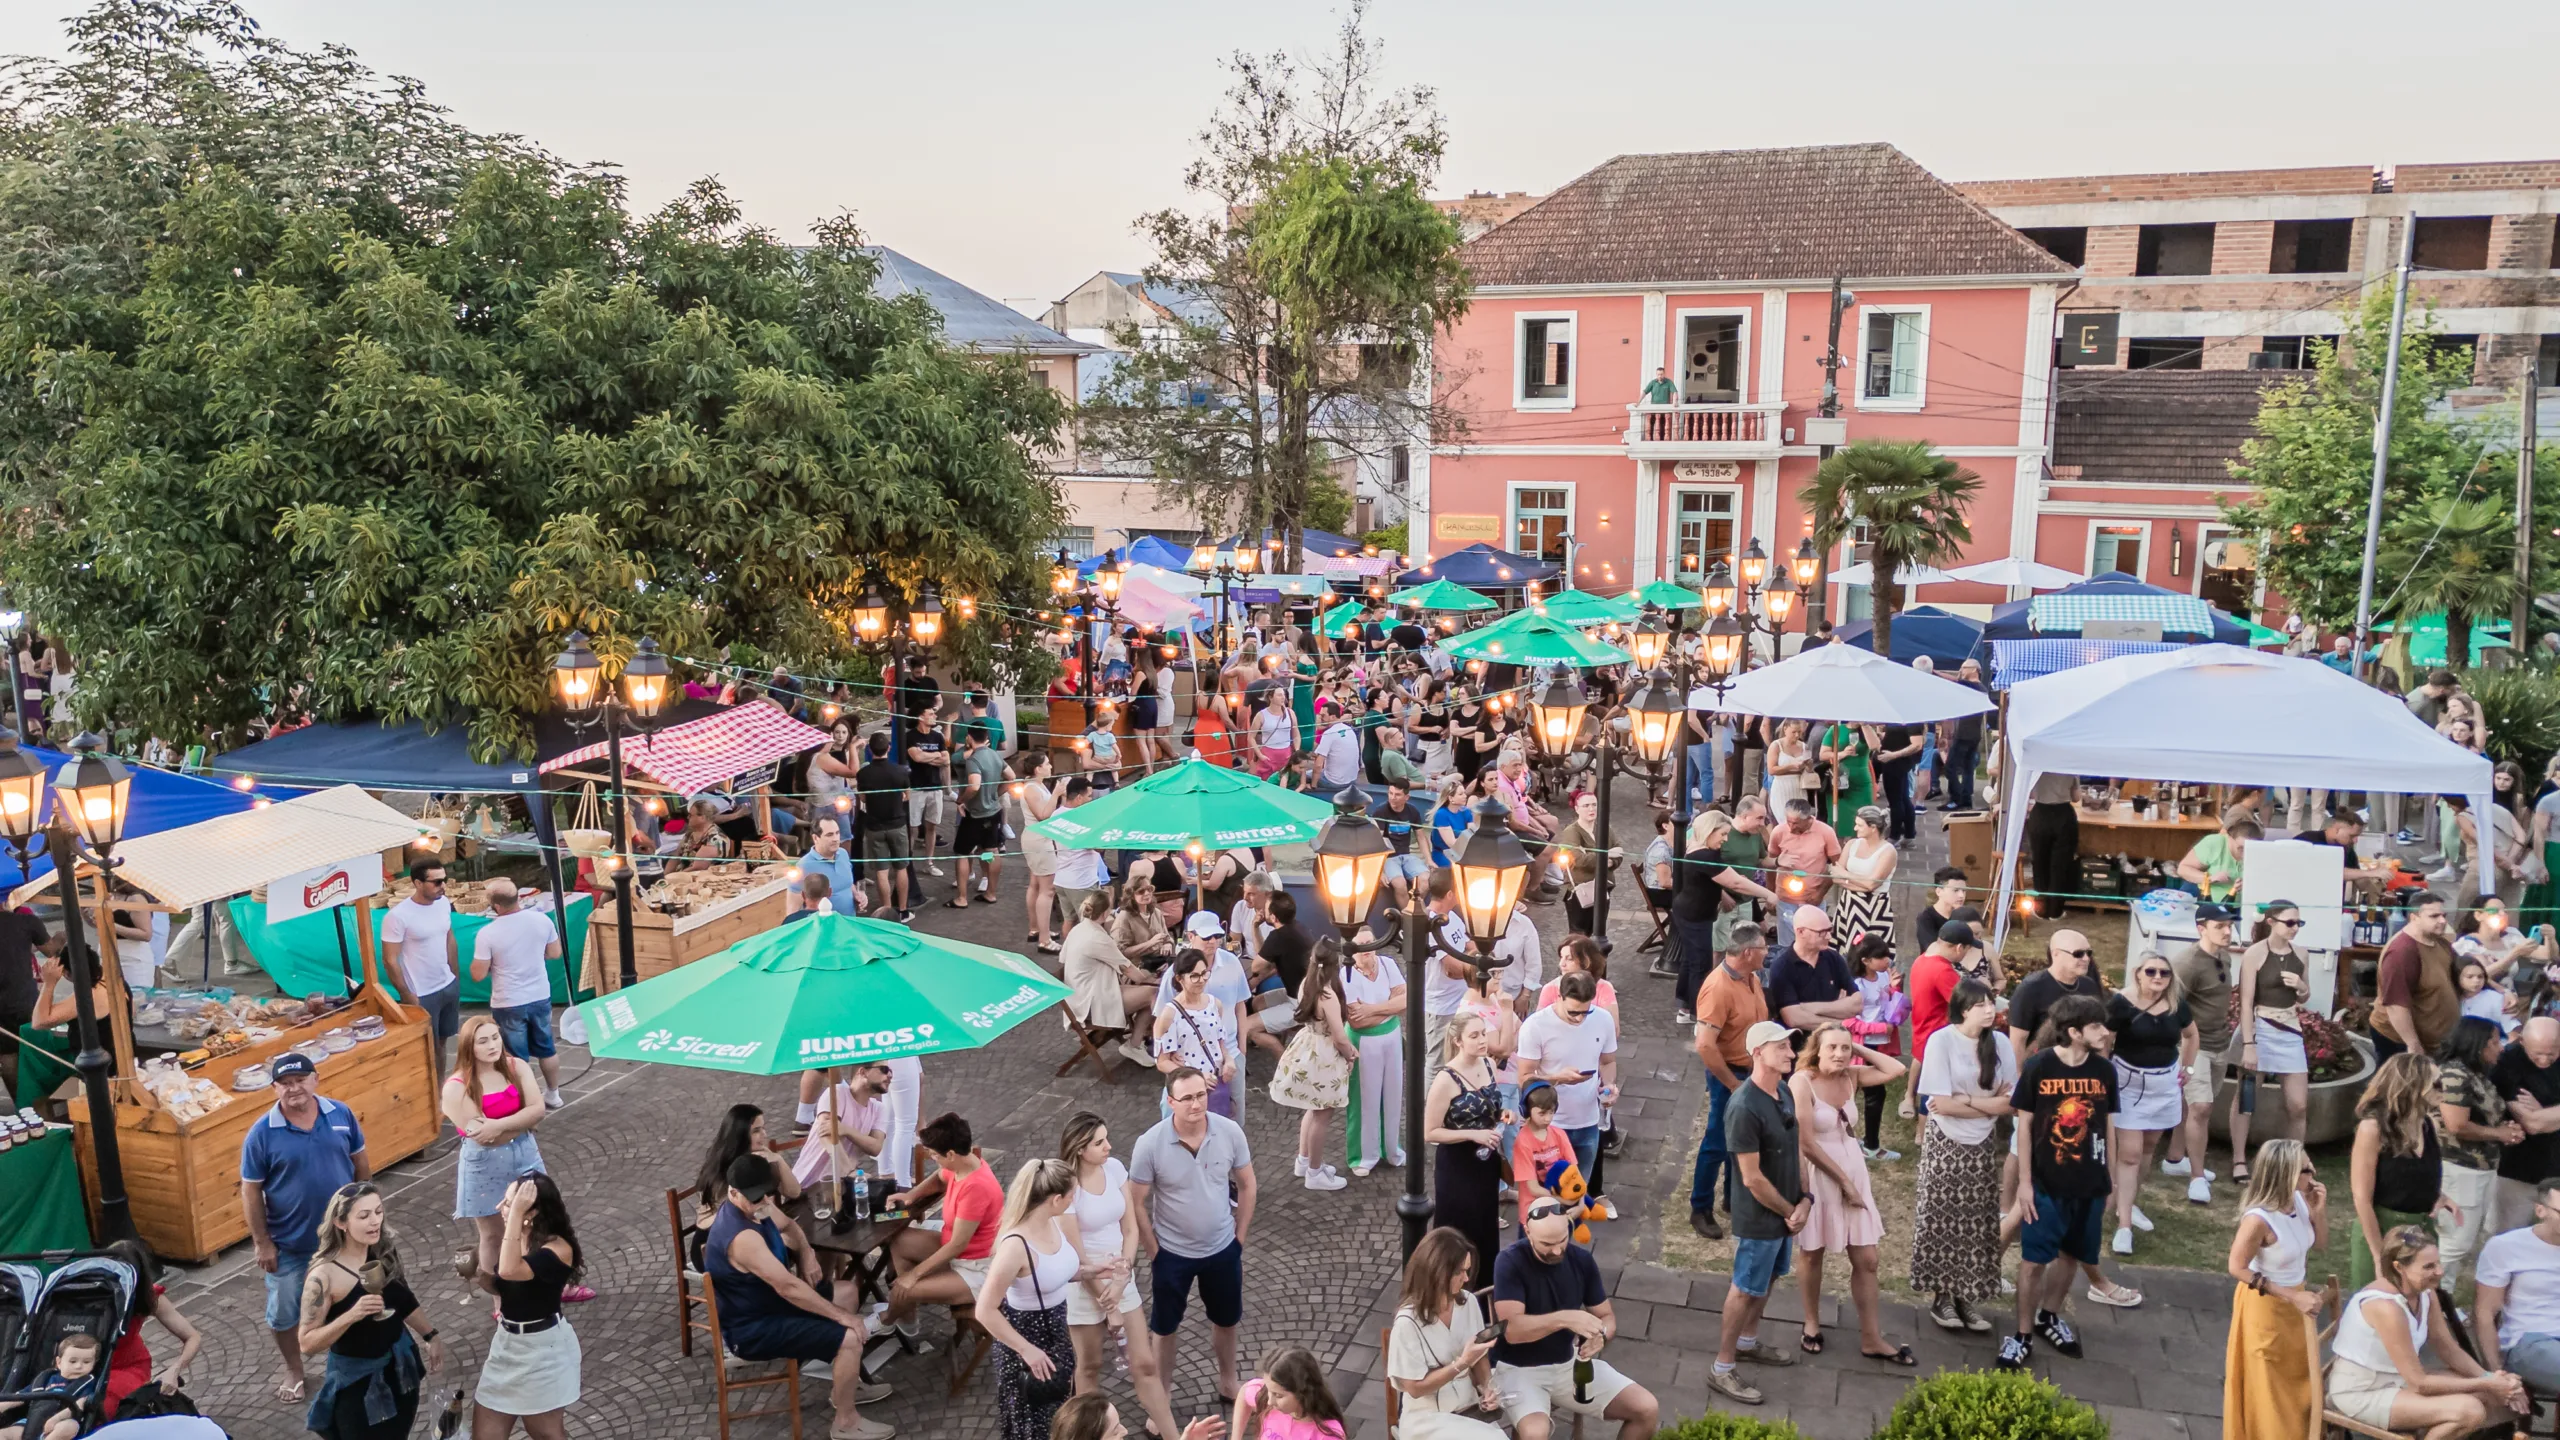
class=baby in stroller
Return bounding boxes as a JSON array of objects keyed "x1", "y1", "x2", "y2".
[{"x1": 0, "y1": 1332, "x2": 104, "y2": 1440}]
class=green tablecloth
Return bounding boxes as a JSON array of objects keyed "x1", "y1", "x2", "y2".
[
  {"x1": 13, "y1": 1025, "x2": 78, "y2": 1110},
  {"x1": 227, "y1": 893, "x2": 596, "y2": 1006},
  {"x1": 0, "y1": 1126, "x2": 93, "y2": 1252}
]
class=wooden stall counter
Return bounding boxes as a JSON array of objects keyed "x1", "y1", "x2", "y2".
[
  {"x1": 582, "y1": 862, "x2": 795, "y2": 992},
  {"x1": 67, "y1": 984, "x2": 437, "y2": 1263},
  {"x1": 1947, "y1": 806, "x2": 2220, "y2": 909}
]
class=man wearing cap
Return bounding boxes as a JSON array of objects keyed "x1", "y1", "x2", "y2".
[
  {"x1": 952, "y1": 722, "x2": 1007, "y2": 907},
  {"x1": 2164, "y1": 902, "x2": 2239, "y2": 1204},
  {"x1": 240, "y1": 1052, "x2": 370, "y2": 1403},
  {"x1": 707, "y1": 1154, "x2": 895, "y2": 1439},
  {"x1": 1488, "y1": 1191, "x2": 1660, "y2": 1440},
  {"x1": 1764, "y1": 908, "x2": 1858, "y2": 1038},
  {"x1": 1690, "y1": 923, "x2": 1770, "y2": 1241},
  {"x1": 1708, "y1": 1020, "x2": 1806, "y2": 1406},
  {"x1": 1905, "y1": 920, "x2": 1978, "y2": 1088}
]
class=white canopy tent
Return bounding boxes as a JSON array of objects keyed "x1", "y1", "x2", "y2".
[
  {"x1": 1989, "y1": 645, "x2": 2493, "y2": 949},
  {"x1": 1945, "y1": 557, "x2": 2084, "y2": 591},
  {"x1": 9, "y1": 784, "x2": 431, "y2": 911},
  {"x1": 1829, "y1": 560, "x2": 1958, "y2": 588},
  {"x1": 1688, "y1": 642, "x2": 1996, "y2": 725}
]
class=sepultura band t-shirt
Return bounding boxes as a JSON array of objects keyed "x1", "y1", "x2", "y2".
[{"x1": 2009, "y1": 1048, "x2": 2119, "y2": 1198}]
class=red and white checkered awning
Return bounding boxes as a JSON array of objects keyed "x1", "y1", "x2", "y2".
[{"x1": 540, "y1": 704, "x2": 831, "y2": 796}]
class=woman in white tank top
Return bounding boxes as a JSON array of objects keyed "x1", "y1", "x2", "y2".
[
  {"x1": 1059, "y1": 1115, "x2": 1178, "y2": 1440},
  {"x1": 2221, "y1": 1139, "x2": 2326, "y2": 1440},
  {"x1": 2321, "y1": 1223, "x2": 2526, "y2": 1436},
  {"x1": 977, "y1": 1160, "x2": 1100, "y2": 1440}
]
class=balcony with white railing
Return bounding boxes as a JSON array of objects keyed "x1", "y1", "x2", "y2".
[{"x1": 1623, "y1": 401, "x2": 1788, "y2": 460}]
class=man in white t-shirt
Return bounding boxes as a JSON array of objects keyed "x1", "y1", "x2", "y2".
[
  {"x1": 2477, "y1": 1177, "x2": 2560, "y2": 1390},
  {"x1": 1514, "y1": 970, "x2": 1620, "y2": 1186},
  {"x1": 471, "y1": 878, "x2": 565, "y2": 1107},
  {"x1": 378, "y1": 861, "x2": 461, "y2": 1076}
]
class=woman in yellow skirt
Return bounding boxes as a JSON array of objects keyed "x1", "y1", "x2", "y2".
[{"x1": 2223, "y1": 1138, "x2": 2329, "y2": 1440}]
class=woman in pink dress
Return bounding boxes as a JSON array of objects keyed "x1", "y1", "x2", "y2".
[{"x1": 1788, "y1": 1021, "x2": 1913, "y2": 1365}]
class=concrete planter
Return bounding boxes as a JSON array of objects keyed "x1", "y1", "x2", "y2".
[{"x1": 2209, "y1": 1034, "x2": 2374, "y2": 1147}]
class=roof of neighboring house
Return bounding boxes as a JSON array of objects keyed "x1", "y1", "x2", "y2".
[
  {"x1": 866, "y1": 247, "x2": 1098, "y2": 354},
  {"x1": 1462, "y1": 143, "x2": 2076, "y2": 288},
  {"x1": 2051, "y1": 369, "x2": 2279, "y2": 487},
  {"x1": 1095, "y1": 271, "x2": 1221, "y2": 328}
]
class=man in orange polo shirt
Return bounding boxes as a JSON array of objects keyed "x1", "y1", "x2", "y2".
[{"x1": 1690, "y1": 922, "x2": 1771, "y2": 1240}]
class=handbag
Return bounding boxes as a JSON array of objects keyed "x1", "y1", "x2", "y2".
[{"x1": 1004, "y1": 1234, "x2": 1077, "y2": 1410}]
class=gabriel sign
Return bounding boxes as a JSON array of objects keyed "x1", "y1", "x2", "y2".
[{"x1": 266, "y1": 852, "x2": 385, "y2": 924}]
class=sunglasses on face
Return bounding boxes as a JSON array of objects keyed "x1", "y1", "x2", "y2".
[
  {"x1": 1526, "y1": 1202, "x2": 1569, "y2": 1220},
  {"x1": 2139, "y1": 968, "x2": 2171, "y2": 979},
  {"x1": 2272, "y1": 917, "x2": 2304, "y2": 927},
  {"x1": 2065, "y1": 948, "x2": 2093, "y2": 959}
]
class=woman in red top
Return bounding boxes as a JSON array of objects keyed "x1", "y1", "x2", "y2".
[
  {"x1": 101, "y1": 1238, "x2": 202, "y2": 1417},
  {"x1": 1191, "y1": 692, "x2": 1237, "y2": 769}
]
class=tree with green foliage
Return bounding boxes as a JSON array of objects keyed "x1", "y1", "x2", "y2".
[
  {"x1": 1077, "y1": 3, "x2": 1468, "y2": 571},
  {"x1": 1800, "y1": 441, "x2": 1980, "y2": 659},
  {"x1": 0, "y1": 1, "x2": 1065, "y2": 758},
  {"x1": 2223, "y1": 288, "x2": 2558, "y2": 637}
]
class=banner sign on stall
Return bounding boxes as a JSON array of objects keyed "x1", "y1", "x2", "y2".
[{"x1": 266, "y1": 852, "x2": 384, "y2": 925}]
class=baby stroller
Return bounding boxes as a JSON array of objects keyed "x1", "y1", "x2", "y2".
[
  {"x1": 0, "y1": 1263, "x2": 39, "y2": 1394},
  {"x1": 2, "y1": 1256, "x2": 136, "y2": 1396}
]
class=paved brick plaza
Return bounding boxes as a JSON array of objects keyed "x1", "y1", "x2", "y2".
[{"x1": 151, "y1": 784, "x2": 2231, "y2": 1439}]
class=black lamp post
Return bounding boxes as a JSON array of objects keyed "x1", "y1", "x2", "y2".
[
  {"x1": 551, "y1": 633, "x2": 670, "y2": 991},
  {"x1": 1187, "y1": 543, "x2": 1257, "y2": 675},
  {"x1": 0, "y1": 732, "x2": 137, "y2": 1241},
  {"x1": 853, "y1": 578, "x2": 947, "y2": 757},
  {"x1": 1692, "y1": 545, "x2": 1802, "y2": 805}
]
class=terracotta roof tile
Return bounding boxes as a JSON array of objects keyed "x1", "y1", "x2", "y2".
[
  {"x1": 1462, "y1": 143, "x2": 2075, "y2": 288},
  {"x1": 2051, "y1": 370, "x2": 2279, "y2": 487}
]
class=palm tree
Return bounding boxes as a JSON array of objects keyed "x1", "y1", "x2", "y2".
[
  {"x1": 2381, "y1": 495, "x2": 2517, "y2": 669},
  {"x1": 1801, "y1": 441, "x2": 1982, "y2": 659}
]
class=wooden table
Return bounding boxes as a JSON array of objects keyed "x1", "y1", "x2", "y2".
[
  {"x1": 1947, "y1": 807, "x2": 2221, "y2": 895},
  {"x1": 787, "y1": 1192, "x2": 908, "y2": 1311}
]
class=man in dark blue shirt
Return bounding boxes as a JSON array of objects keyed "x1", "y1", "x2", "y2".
[
  {"x1": 1762, "y1": 905, "x2": 1859, "y2": 1039},
  {"x1": 1490, "y1": 1202, "x2": 1659, "y2": 1440}
]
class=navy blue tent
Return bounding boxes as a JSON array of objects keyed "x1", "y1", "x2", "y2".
[
  {"x1": 208, "y1": 719, "x2": 543, "y2": 793},
  {"x1": 5, "y1": 745, "x2": 295, "y2": 888},
  {"x1": 1395, "y1": 542, "x2": 1561, "y2": 589},
  {"x1": 1223, "y1": 527, "x2": 1371, "y2": 561},
  {"x1": 1979, "y1": 571, "x2": 2252, "y2": 645},
  {"x1": 1077, "y1": 535, "x2": 1195, "y2": 576},
  {"x1": 1836, "y1": 605, "x2": 1987, "y2": 670}
]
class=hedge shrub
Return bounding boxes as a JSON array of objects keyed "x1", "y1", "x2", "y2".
[
  {"x1": 1875, "y1": 1369, "x2": 2107, "y2": 1440},
  {"x1": 1658, "y1": 1416, "x2": 1808, "y2": 1440}
]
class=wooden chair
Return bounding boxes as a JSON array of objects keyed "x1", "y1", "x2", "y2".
[
  {"x1": 701, "y1": 1263, "x2": 803, "y2": 1440},
  {"x1": 2317, "y1": 1276, "x2": 2420, "y2": 1440},
  {"x1": 1057, "y1": 1009, "x2": 1123, "y2": 1081},
  {"x1": 887, "y1": 1143, "x2": 997, "y2": 1395},
  {"x1": 1638, "y1": 884, "x2": 1673, "y2": 955},
  {"x1": 668, "y1": 1186, "x2": 712, "y2": 1357}
]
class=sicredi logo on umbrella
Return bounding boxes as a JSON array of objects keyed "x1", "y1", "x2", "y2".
[
  {"x1": 960, "y1": 985, "x2": 1047, "y2": 1030},
  {"x1": 635, "y1": 1029, "x2": 762, "y2": 1062},
  {"x1": 799, "y1": 1024, "x2": 937, "y2": 1062}
]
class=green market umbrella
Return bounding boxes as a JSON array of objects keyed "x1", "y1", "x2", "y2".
[
  {"x1": 2378, "y1": 613, "x2": 2510, "y2": 666},
  {"x1": 1634, "y1": 580, "x2": 1705, "y2": 612},
  {"x1": 1318, "y1": 603, "x2": 1362, "y2": 639},
  {"x1": 574, "y1": 913, "x2": 1071, "y2": 1073},
  {"x1": 1387, "y1": 578, "x2": 1497, "y2": 614},
  {"x1": 1440, "y1": 610, "x2": 1632, "y2": 668},
  {"x1": 1034, "y1": 755, "x2": 1339, "y2": 850},
  {"x1": 1533, "y1": 588, "x2": 1643, "y2": 626}
]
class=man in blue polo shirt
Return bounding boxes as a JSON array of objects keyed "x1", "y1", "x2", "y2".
[
  {"x1": 796, "y1": 816, "x2": 859, "y2": 915},
  {"x1": 239, "y1": 1051, "x2": 369, "y2": 1402}
]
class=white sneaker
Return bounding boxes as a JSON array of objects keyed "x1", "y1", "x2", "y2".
[
  {"x1": 543, "y1": 1089, "x2": 565, "y2": 1109},
  {"x1": 2157, "y1": 1158, "x2": 2191, "y2": 1178},
  {"x1": 2112, "y1": 1226, "x2": 2134, "y2": 1256},
  {"x1": 1294, "y1": 1155, "x2": 1308, "y2": 1176},
  {"x1": 1595, "y1": 1198, "x2": 1619, "y2": 1221},
  {"x1": 2130, "y1": 1205, "x2": 2154, "y2": 1233},
  {"x1": 1999, "y1": 1275, "x2": 2016, "y2": 1295},
  {"x1": 1304, "y1": 1169, "x2": 1347, "y2": 1191},
  {"x1": 2187, "y1": 1176, "x2": 2212, "y2": 1205},
  {"x1": 923, "y1": 862, "x2": 944, "y2": 877},
  {"x1": 1352, "y1": 1163, "x2": 1375, "y2": 1178}
]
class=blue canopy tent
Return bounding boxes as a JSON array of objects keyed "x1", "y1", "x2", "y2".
[
  {"x1": 1834, "y1": 605, "x2": 1987, "y2": 670},
  {"x1": 1394, "y1": 542, "x2": 1561, "y2": 590},
  {"x1": 3, "y1": 746, "x2": 297, "y2": 889},
  {"x1": 1979, "y1": 572, "x2": 2253, "y2": 646},
  {"x1": 1077, "y1": 535, "x2": 1195, "y2": 576},
  {"x1": 1223, "y1": 526, "x2": 1371, "y2": 561}
]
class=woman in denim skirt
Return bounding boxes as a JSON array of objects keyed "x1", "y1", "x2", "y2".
[{"x1": 441, "y1": 1017, "x2": 550, "y2": 1294}]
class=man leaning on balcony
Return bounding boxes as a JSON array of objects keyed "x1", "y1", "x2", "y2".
[{"x1": 1642, "y1": 368, "x2": 1676, "y2": 405}]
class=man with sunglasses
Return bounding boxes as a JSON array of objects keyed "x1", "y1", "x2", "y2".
[
  {"x1": 2006, "y1": 930, "x2": 2107, "y2": 1057},
  {"x1": 2163, "y1": 902, "x2": 2239, "y2": 1205},
  {"x1": 1489, "y1": 1194, "x2": 1659, "y2": 1440},
  {"x1": 1708, "y1": 1020, "x2": 1806, "y2": 1406},
  {"x1": 380, "y1": 862, "x2": 461, "y2": 1079}
]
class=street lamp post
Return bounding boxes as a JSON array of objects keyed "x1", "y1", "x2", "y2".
[
  {"x1": 0, "y1": 732, "x2": 138, "y2": 1241},
  {"x1": 854, "y1": 579, "x2": 946, "y2": 759},
  {"x1": 551, "y1": 633, "x2": 670, "y2": 991},
  {"x1": 0, "y1": 609, "x2": 23, "y2": 742},
  {"x1": 1187, "y1": 544, "x2": 1257, "y2": 675},
  {"x1": 1695, "y1": 542, "x2": 1801, "y2": 793}
]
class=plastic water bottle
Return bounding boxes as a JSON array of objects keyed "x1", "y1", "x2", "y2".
[{"x1": 851, "y1": 1166, "x2": 872, "y2": 1222}]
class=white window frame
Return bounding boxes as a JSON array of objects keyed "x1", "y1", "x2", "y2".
[
  {"x1": 1514, "y1": 310, "x2": 1578, "y2": 412},
  {"x1": 1668, "y1": 307, "x2": 1754, "y2": 405},
  {"x1": 2085, "y1": 519, "x2": 2151, "y2": 580},
  {"x1": 1666, "y1": 485, "x2": 1742, "y2": 584},
  {"x1": 1853, "y1": 303, "x2": 1930, "y2": 413},
  {"x1": 1508, "y1": 482, "x2": 1575, "y2": 563}
]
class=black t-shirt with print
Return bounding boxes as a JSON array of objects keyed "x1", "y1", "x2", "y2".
[
  {"x1": 2010, "y1": 1047, "x2": 2120, "y2": 1198},
  {"x1": 906, "y1": 725, "x2": 949, "y2": 788}
]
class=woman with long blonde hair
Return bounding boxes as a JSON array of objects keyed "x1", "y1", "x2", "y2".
[
  {"x1": 1422, "y1": 1013, "x2": 1506, "y2": 1281},
  {"x1": 2349, "y1": 1053, "x2": 2456, "y2": 1288},
  {"x1": 298, "y1": 1183, "x2": 441, "y2": 1440},
  {"x1": 2223, "y1": 1139, "x2": 2328, "y2": 1440},
  {"x1": 975, "y1": 1159, "x2": 1093, "y2": 1440}
]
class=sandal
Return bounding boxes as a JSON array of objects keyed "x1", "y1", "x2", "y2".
[
  {"x1": 1038, "y1": 942, "x2": 1061, "y2": 956},
  {"x1": 1862, "y1": 1344, "x2": 1917, "y2": 1367},
  {"x1": 1799, "y1": 1328, "x2": 1824, "y2": 1354},
  {"x1": 944, "y1": 899, "x2": 969, "y2": 909},
  {"x1": 2230, "y1": 1162, "x2": 2249, "y2": 1182},
  {"x1": 273, "y1": 1378, "x2": 305, "y2": 1404}
]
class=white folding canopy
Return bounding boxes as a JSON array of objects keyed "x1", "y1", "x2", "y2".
[
  {"x1": 1990, "y1": 645, "x2": 2493, "y2": 948},
  {"x1": 1688, "y1": 642, "x2": 1995, "y2": 724}
]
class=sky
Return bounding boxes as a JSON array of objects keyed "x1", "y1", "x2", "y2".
[{"x1": 5, "y1": 0, "x2": 2556, "y2": 308}]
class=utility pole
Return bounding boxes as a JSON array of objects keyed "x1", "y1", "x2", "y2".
[
  {"x1": 1807, "y1": 278, "x2": 1853, "y2": 633},
  {"x1": 2350, "y1": 217, "x2": 2416, "y2": 683},
  {"x1": 2518, "y1": 359, "x2": 2539, "y2": 650}
]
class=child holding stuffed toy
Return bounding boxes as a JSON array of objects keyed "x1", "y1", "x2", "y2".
[{"x1": 1507, "y1": 1083, "x2": 1572, "y2": 1230}]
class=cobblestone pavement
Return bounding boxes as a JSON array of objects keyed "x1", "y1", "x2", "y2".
[{"x1": 142, "y1": 772, "x2": 2236, "y2": 1439}]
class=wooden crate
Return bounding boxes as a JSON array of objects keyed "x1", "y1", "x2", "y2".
[
  {"x1": 583, "y1": 877, "x2": 792, "y2": 993},
  {"x1": 68, "y1": 987, "x2": 439, "y2": 1263}
]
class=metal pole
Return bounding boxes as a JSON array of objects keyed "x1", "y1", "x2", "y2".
[
  {"x1": 1591, "y1": 740, "x2": 1615, "y2": 939},
  {"x1": 49, "y1": 824, "x2": 134, "y2": 1242},
  {"x1": 2517, "y1": 360, "x2": 2539, "y2": 648},
  {"x1": 2351, "y1": 217, "x2": 2418, "y2": 682},
  {"x1": 605, "y1": 710, "x2": 638, "y2": 990},
  {"x1": 1397, "y1": 908, "x2": 1432, "y2": 1258}
]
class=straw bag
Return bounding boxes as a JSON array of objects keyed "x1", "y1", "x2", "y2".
[{"x1": 561, "y1": 782, "x2": 614, "y2": 858}]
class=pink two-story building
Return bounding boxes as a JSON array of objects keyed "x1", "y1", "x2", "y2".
[{"x1": 1420, "y1": 143, "x2": 2081, "y2": 618}]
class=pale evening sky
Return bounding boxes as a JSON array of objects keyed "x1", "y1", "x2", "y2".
[{"x1": 5, "y1": 0, "x2": 2555, "y2": 307}]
